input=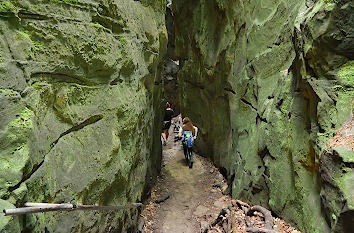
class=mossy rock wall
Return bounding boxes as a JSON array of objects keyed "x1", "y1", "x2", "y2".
[
  {"x1": 173, "y1": 0, "x2": 353, "y2": 232},
  {"x1": 0, "y1": 0, "x2": 167, "y2": 232}
]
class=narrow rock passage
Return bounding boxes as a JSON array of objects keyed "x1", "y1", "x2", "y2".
[
  {"x1": 141, "y1": 127, "x2": 231, "y2": 233},
  {"x1": 141, "y1": 125, "x2": 303, "y2": 233}
]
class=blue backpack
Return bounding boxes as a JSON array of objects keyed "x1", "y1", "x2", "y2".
[{"x1": 183, "y1": 131, "x2": 194, "y2": 147}]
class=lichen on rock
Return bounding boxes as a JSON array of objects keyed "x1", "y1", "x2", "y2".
[
  {"x1": 173, "y1": 0, "x2": 353, "y2": 232},
  {"x1": 0, "y1": 0, "x2": 167, "y2": 232}
]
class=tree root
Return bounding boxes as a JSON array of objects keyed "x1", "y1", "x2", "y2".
[
  {"x1": 246, "y1": 205, "x2": 274, "y2": 230},
  {"x1": 208, "y1": 227, "x2": 223, "y2": 233},
  {"x1": 245, "y1": 215, "x2": 253, "y2": 227},
  {"x1": 246, "y1": 227, "x2": 280, "y2": 233},
  {"x1": 233, "y1": 199, "x2": 250, "y2": 212},
  {"x1": 206, "y1": 200, "x2": 283, "y2": 233}
]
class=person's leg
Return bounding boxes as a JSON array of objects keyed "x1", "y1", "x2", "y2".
[
  {"x1": 161, "y1": 130, "x2": 167, "y2": 145},
  {"x1": 188, "y1": 147, "x2": 193, "y2": 168},
  {"x1": 165, "y1": 121, "x2": 171, "y2": 140},
  {"x1": 182, "y1": 142, "x2": 188, "y2": 161},
  {"x1": 189, "y1": 147, "x2": 193, "y2": 162}
]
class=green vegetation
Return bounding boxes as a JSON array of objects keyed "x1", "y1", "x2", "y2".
[
  {"x1": 323, "y1": 0, "x2": 338, "y2": 11},
  {"x1": 15, "y1": 31, "x2": 31, "y2": 41},
  {"x1": 54, "y1": 0, "x2": 79, "y2": 4},
  {"x1": 0, "y1": 89, "x2": 21, "y2": 97},
  {"x1": 15, "y1": 31, "x2": 44, "y2": 57},
  {"x1": 91, "y1": 22, "x2": 104, "y2": 30},
  {"x1": 337, "y1": 61, "x2": 354, "y2": 86},
  {"x1": 8, "y1": 108, "x2": 34, "y2": 128},
  {"x1": 323, "y1": 0, "x2": 338, "y2": 4},
  {"x1": 119, "y1": 37, "x2": 128, "y2": 45},
  {"x1": 30, "y1": 41, "x2": 43, "y2": 53},
  {"x1": 44, "y1": 0, "x2": 78, "y2": 4},
  {"x1": 0, "y1": 1, "x2": 16, "y2": 13}
]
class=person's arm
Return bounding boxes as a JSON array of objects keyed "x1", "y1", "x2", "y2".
[
  {"x1": 193, "y1": 126, "x2": 198, "y2": 139},
  {"x1": 178, "y1": 126, "x2": 183, "y2": 137}
]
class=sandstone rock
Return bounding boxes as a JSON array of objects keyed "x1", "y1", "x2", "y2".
[
  {"x1": 137, "y1": 217, "x2": 145, "y2": 232},
  {"x1": 214, "y1": 197, "x2": 227, "y2": 209},
  {"x1": 222, "y1": 185, "x2": 231, "y2": 195},
  {"x1": 320, "y1": 147, "x2": 354, "y2": 233},
  {"x1": 0, "y1": 0, "x2": 167, "y2": 232},
  {"x1": 200, "y1": 220, "x2": 209, "y2": 231},
  {"x1": 193, "y1": 205, "x2": 210, "y2": 217},
  {"x1": 173, "y1": 0, "x2": 353, "y2": 232},
  {"x1": 155, "y1": 193, "x2": 170, "y2": 204}
]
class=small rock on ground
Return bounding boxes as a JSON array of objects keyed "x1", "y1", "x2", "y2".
[
  {"x1": 200, "y1": 221, "x2": 209, "y2": 231},
  {"x1": 154, "y1": 193, "x2": 170, "y2": 204},
  {"x1": 193, "y1": 205, "x2": 210, "y2": 217}
]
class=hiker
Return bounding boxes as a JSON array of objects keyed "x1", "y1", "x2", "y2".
[
  {"x1": 162, "y1": 102, "x2": 174, "y2": 145},
  {"x1": 178, "y1": 117, "x2": 198, "y2": 168}
]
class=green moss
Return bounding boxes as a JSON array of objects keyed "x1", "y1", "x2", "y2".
[
  {"x1": 338, "y1": 60, "x2": 354, "y2": 86},
  {"x1": 31, "y1": 41, "x2": 44, "y2": 53},
  {"x1": 15, "y1": 31, "x2": 31, "y2": 41},
  {"x1": 50, "y1": 0, "x2": 79, "y2": 4},
  {"x1": 323, "y1": 0, "x2": 337, "y2": 11},
  {"x1": 334, "y1": 61, "x2": 354, "y2": 125},
  {"x1": 0, "y1": 200, "x2": 20, "y2": 232},
  {"x1": 62, "y1": 0, "x2": 78, "y2": 3},
  {"x1": 15, "y1": 31, "x2": 44, "y2": 58},
  {"x1": 91, "y1": 22, "x2": 104, "y2": 30},
  {"x1": 335, "y1": 171, "x2": 354, "y2": 209},
  {"x1": 8, "y1": 108, "x2": 34, "y2": 128},
  {"x1": 323, "y1": 0, "x2": 338, "y2": 4},
  {"x1": 335, "y1": 147, "x2": 354, "y2": 163},
  {"x1": 0, "y1": 89, "x2": 21, "y2": 97},
  {"x1": 119, "y1": 37, "x2": 128, "y2": 45},
  {"x1": 0, "y1": 1, "x2": 16, "y2": 13},
  {"x1": 0, "y1": 52, "x2": 3, "y2": 63}
]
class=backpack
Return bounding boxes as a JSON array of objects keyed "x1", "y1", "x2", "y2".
[{"x1": 183, "y1": 131, "x2": 194, "y2": 147}]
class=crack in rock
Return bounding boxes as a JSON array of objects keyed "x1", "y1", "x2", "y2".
[
  {"x1": 2, "y1": 114, "x2": 104, "y2": 198},
  {"x1": 3, "y1": 160, "x2": 45, "y2": 199},
  {"x1": 50, "y1": 114, "x2": 104, "y2": 148},
  {"x1": 240, "y1": 98, "x2": 257, "y2": 111}
]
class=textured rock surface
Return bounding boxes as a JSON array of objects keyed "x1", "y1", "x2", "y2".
[
  {"x1": 0, "y1": 0, "x2": 166, "y2": 232},
  {"x1": 162, "y1": 3, "x2": 180, "y2": 115},
  {"x1": 320, "y1": 147, "x2": 354, "y2": 233},
  {"x1": 173, "y1": 0, "x2": 353, "y2": 232},
  {"x1": 162, "y1": 59, "x2": 180, "y2": 114}
]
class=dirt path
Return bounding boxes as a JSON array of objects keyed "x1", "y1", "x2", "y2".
[
  {"x1": 141, "y1": 124, "x2": 301, "y2": 233},
  {"x1": 141, "y1": 130, "x2": 231, "y2": 233}
]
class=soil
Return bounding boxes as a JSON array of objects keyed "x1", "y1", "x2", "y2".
[
  {"x1": 141, "y1": 132, "x2": 230, "y2": 232},
  {"x1": 327, "y1": 119, "x2": 354, "y2": 150},
  {"x1": 141, "y1": 123, "x2": 301, "y2": 233}
]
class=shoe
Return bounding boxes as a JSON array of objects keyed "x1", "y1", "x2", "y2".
[{"x1": 189, "y1": 162, "x2": 193, "y2": 168}]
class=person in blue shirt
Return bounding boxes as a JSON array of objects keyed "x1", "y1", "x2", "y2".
[{"x1": 178, "y1": 117, "x2": 198, "y2": 168}]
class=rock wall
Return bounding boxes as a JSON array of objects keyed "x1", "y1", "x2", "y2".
[
  {"x1": 162, "y1": 3, "x2": 180, "y2": 115},
  {"x1": 0, "y1": 0, "x2": 166, "y2": 232},
  {"x1": 173, "y1": 0, "x2": 353, "y2": 232}
]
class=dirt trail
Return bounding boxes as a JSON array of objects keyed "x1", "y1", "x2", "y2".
[
  {"x1": 141, "y1": 130, "x2": 231, "y2": 233},
  {"x1": 141, "y1": 125, "x2": 301, "y2": 233}
]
